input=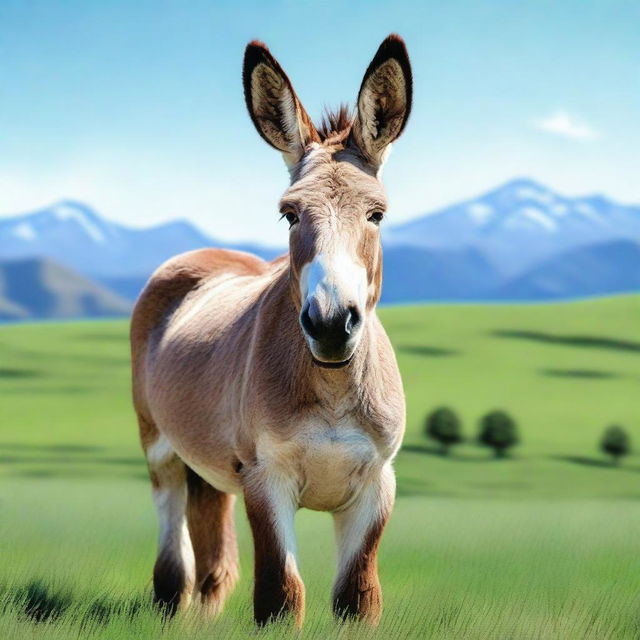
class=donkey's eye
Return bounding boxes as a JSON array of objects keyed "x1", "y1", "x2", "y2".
[
  {"x1": 368, "y1": 211, "x2": 384, "y2": 225},
  {"x1": 280, "y1": 211, "x2": 299, "y2": 228}
]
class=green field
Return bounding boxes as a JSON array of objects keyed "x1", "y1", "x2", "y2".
[{"x1": 1, "y1": 296, "x2": 639, "y2": 638}]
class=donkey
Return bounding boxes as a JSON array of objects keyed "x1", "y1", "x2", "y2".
[{"x1": 130, "y1": 34, "x2": 412, "y2": 627}]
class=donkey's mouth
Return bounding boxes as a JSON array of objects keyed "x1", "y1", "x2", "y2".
[{"x1": 311, "y1": 355, "x2": 353, "y2": 369}]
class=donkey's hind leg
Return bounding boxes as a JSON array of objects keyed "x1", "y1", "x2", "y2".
[
  {"x1": 140, "y1": 417, "x2": 195, "y2": 616},
  {"x1": 186, "y1": 469, "x2": 239, "y2": 616}
]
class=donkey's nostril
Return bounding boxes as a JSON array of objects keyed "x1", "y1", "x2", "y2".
[
  {"x1": 300, "y1": 304, "x2": 321, "y2": 341},
  {"x1": 301, "y1": 301, "x2": 362, "y2": 350},
  {"x1": 345, "y1": 306, "x2": 361, "y2": 335}
]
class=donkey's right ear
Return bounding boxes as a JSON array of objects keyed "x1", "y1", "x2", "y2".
[{"x1": 243, "y1": 41, "x2": 319, "y2": 168}]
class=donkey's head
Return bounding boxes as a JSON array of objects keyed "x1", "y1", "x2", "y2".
[{"x1": 243, "y1": 35, "x2": 412, "y2": 366}]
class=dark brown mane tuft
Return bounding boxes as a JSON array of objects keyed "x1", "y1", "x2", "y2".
[{"x1": 316, "y1": 104, "x2": 353, "y2": 143}]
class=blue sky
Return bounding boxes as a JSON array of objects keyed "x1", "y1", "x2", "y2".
[{"x1": 1, "y1": 0, "x2": 638, "y2": 245}]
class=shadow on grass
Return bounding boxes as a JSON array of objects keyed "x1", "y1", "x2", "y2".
[
  {"x1": 63, "y1": 354, "x2": 131, "y2": 366},
  {"x1": 0, "y1": 443, "x2": 105, "y2": 453},
  {"x1": 552, "y1": 455, "x2": 640, "y2": 472},
  {"x1": 12, "y1": 469, "x2": 59, "y2": 479},
  {"x1": 473, "y1": 481, "x2": 532, "y2": 491},
  {"x1": 7, "y1": 580, "x2": 146, "y2": 625},
  {"x1": 0, "y1": 443, "x2": 146, "y2": 480},
  {"x1": 396, "y1": 477, "x2": 430, "y2": 497},
  {"x1": 0, "y1": 367, "x2": 43, "y2": 379},
  {"x1": 490, "y1": 329, "x2": 640, "y2": 353},
  {"x1": 12, "y1": 581, "x2": 73, "y2": 623},
  {"x1": 75, "y1": 333, "x2": 129, "y2": 343},
  {"x1": 0, "y1": 342, "x2": 129, "y2": 367},
  {"x1": 402, "y1": 443, "x2": 502, "y2": 462},
  {"x1": 396, "y1": 478, "x2": 460, "y2": 498},
  {"x1": 0, "y1": 454, "x2": 143, "y2": 466},
  {"x1": 83, "y1": 593, "x2": 146, "y2": 626},
  {"x1": 4, "y1": 350, "x2": 129, "y2": 368},
  {"x1": 10, "y1": 469, "x2": 149, "y2": 482},
  {"x1": 540, "y1": 368, "x2": 620, "y2": 379},
  {"x1": 402, "y1": 443, "x2": 445, "y2": 456},
  {"x1": 396, "y1": 345, "x2": 460, "y2": 357},
  {"x1": 3, "y1": 385, "x2": 92, "y2": 394}
]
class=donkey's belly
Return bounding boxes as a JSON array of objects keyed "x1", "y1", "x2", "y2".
[{"x1": 262, "y1": 421, "x2": 382, "y2": 512}]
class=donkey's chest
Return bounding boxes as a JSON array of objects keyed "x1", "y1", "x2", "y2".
[{"x1": 259, "y1": 418, "x2": 382, "y2": 511}]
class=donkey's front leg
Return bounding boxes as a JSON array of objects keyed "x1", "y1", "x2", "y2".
[
  {"x1": 244, "y1": 469, "x2": 305, "y2": 627},
  {"x1": 332, "y1": 463, "x2": 395, "y2": 625}
]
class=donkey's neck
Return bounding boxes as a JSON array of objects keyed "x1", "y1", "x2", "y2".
[{"x1": 259, "y1": 265, "x2": 381, "y2": 415}]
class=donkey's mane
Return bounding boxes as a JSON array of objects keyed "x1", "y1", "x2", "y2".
[{"x1": 316, "y1": 104, "x2": 353, "y2": 143}]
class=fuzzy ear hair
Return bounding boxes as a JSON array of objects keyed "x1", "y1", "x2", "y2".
[
  {"x1": 350, "y1": 34, "x2": 413, "y2": 171},
  {"x1": 243, "y1": 41, "x2": 319, "y2": 168}
]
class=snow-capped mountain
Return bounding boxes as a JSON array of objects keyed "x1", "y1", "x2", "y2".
[
  {"x1": 1, "y1": 200, "x2": 122, "y2": 252},
  {"x1": 385, "y1": 178, "x2": 640, "y2": 276},
  {"x1": 1, "y1": 178, "x2": 639, "y2": 317},
  {"x1": 0, "y1": 200, "x2": 281, "y2": 280}
]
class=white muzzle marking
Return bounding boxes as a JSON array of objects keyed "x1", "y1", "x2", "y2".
[{"x1": 299, "y1": 250, "x2": 368, "y2": 360}]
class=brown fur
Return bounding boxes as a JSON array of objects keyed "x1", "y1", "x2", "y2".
[
  {"x1": 186, "y1": 469, "x2": 239, "y2": 615},
  {"x1": 132, "y1": 34, "x2": 412, "y2": 627},
  {"x1": 244, "y1": 489, "x2": 305, "y2": 627},
  {"x1": 316, "y1": 104, "x2": 354, "y2": 144},
  {"x1": 333, "y1": 516, "x2": 387, "y2": 624}
]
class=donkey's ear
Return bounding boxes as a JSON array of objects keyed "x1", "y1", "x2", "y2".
[
  {"x1": 243, "y1": 41, "x2": 319, "y2": 168},
  {"x1": 350, "y1": 34, "x2": 412, "y2": 171}
]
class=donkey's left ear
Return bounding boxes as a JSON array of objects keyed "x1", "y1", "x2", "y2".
[
  {"x1": 350, "y1": 34, "x2": 413, "y2": 171},
  {"x1": 243, "y1": 41, "x2": 319, "y2": 168}
]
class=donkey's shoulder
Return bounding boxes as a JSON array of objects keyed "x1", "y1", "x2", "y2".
[{"x1": 131, "y1": 248, "x2": 269, "y2": 350}]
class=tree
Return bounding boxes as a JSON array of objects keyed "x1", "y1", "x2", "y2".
[
  {"x1": 600, "y1": 425, "x2": 630, "y2": 465},
  {"x1": 478, "y1": 410, "x2": 519, "y2": 458},
  {"x1": 425, "y1": 407, "x2": 463, "y2": 455}
]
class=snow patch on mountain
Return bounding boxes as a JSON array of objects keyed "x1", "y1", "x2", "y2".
[
  {"x1": 515, "y1": 185, "x2": 555, "y2": 206},
  {"x1": 50, "y1": 202, "x2": 107, "y2": 243},
  {"x1": 574, "y1": 201, "x2": 603, "y2": 223},
  {"x1": 467, "y1": 202, "x2": 493, "y2": 224},
  {"x1": 519, "y1": 207, "x2": 557, "y2": 231},
  {"x1": 13, "y1": 222, "x2": 36, "y2": 241},
  {"x1": 550, "y1": 203, "x2": 568, "y2": 217}
]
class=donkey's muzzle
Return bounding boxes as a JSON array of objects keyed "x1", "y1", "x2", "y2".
[{"x1": 300, "y1": 299, "x2": 362, "y2": 362}]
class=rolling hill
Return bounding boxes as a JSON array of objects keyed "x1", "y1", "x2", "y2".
[
  {"x1": 496, "y1": 239, "x2": 640, "y2": 300},
  {"x1": 0, "y1": 257, "x2": 131, "y2": 321}
]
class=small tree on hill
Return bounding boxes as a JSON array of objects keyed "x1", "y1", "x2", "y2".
[
  {"x1": 600, "y1": 425, "x2": 630, "y2": 465},
  {"x1": 425, "y1": 407, "x2": 463, "y2": 455},
  {"x1": 478, "y1": 410, "x2": 519, "y2": 458}
]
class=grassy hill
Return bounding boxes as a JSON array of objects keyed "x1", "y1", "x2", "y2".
[{"x1": 1, "y1": 296, "x2": 639, "y2": 638}]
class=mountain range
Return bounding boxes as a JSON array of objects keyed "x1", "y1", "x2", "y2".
[
  {"x1": 0, "y1": 178, "x2": 638, "y2": 320},
  {"x1": 385, "y1": 178, "x2": 640, "y2": 277}
]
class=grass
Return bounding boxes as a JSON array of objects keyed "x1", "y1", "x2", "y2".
[{"x1": 1, "y1": 295, "x2": 639, "y2": 638}]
